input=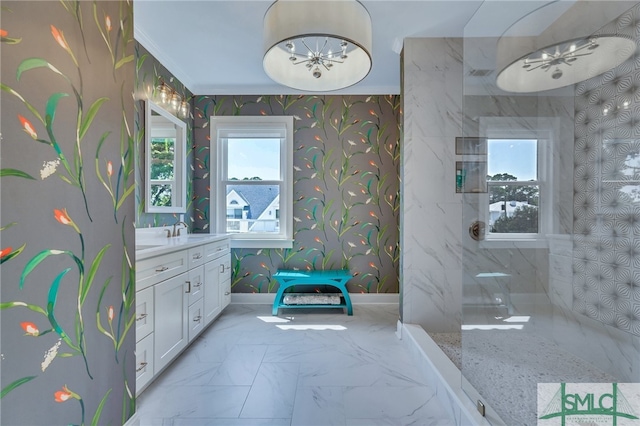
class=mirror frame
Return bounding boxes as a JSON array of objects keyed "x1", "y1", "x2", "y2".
[{"x1": 145, "y1": 100, "x2": 187, "y2": 213}]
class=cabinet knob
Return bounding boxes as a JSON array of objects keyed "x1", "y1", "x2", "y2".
[
  {"x1": 224, "y1": 292, "x2": 231, "y2": 296},
  {"x1": 136, "y1": 313, "x2": 148, "y2": 322},
  {"x1": 193, "y1": 315, "x2": 202, "y2": 322},
  {"x1": 136, "y1": 362, "x2": 148, "y2": 372},
  {"x1": 155, "y1": 266, "x2": 169, "y2": 272},
  {"x1": 193, "y1": 254, "x2": 202, "y2": 260},
  {"x1": 194, "y1": 281, "x2": 202, "y2": 288}
]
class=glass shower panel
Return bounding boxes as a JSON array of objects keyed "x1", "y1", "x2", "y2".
[{"x1": 462, "y1": 2, "x2": 640, "y2": 424}]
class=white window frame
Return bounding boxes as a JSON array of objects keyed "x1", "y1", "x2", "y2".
[
  {"x1": 479, "y1": 117, "x2": 555, "y2": 246},
  {"x1": 210, "y1": 116, "x2": 294, "y2": 249}
]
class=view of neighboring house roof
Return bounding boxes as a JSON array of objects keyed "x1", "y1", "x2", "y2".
[{"x1": 227, "y1": 185, "x2": 279, "y2": 220}]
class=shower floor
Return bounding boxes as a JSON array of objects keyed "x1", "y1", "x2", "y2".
[{"x1": 428, "y1": 329, "x2": 616, "y2": 425}]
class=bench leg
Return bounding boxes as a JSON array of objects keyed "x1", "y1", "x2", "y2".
[
  {"x1": 272, "y1": 284, "x2": 288, "y2": 316},
  {"x1": 335, "y1": 283, "x2": 353, "y2": 316}
]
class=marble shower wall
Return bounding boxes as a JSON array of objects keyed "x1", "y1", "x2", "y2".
[
  {"x1": 461, "y1": 96, "x2": 575, "y2": 304},
  {"x1": 572, "y1": 3, "x2": 640, "y2": 337},
  {"x1": 401, "y1": 38, "x2": 464, "y2": 332}
]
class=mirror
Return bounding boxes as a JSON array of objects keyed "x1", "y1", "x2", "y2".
[{"x1": 145, "y1": 100, "x2": 187, "y2": 213}]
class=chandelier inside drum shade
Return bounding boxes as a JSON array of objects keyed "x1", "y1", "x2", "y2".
[
  {"x1": 263, "y1": 0, "x2": 372, "y2": 92},
  {"x1": 495, "y1": 1, "x2": 637, "y2": 93},
  {"x1": 496, "y1": 34, "x2": 636, "y2": 93}
]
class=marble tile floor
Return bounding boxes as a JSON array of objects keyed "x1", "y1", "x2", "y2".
[{"x1": 135, "y1": 304, "x2": 456, "y2": 426}]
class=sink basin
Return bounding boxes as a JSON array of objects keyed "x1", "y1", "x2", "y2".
[{"x1": 184, "y1": 235, "x2": 213, "y2": 240}]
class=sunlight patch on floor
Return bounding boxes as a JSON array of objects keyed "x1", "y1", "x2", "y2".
[
  {"x1": 256, "y1": 316, "x2": 290, "y2": 323},
  {"x1": 276, "y1": 324, "x2": 347, "y2": 331}
]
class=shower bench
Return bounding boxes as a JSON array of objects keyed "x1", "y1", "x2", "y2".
[{"x1": 272, "y1": 270, "x2": 353, "y2": 316}]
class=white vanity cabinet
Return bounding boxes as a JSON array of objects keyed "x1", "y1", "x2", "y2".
[
  {"x1": 187, "y1": 264, "x2": 205, "y2": 341},
  {"x1": 220, "y1": 254, "x2": 232, "y2": 310},
  {"x1": 203, "y1": 239, "x2": 231, "y2": 325},
  {"x1": 135, "y1": 286, "x2": 154, "y2": 391},
  {"x1": 153, "y1": 272, "x2": 189, "y2": 372},
  {"x1": 135, "y1": 234, "x2": 230, "y2": 395}
]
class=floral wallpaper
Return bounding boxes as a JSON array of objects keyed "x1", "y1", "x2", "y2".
[
  {"x1": 1, "y1": 1, "x2": 136, "y2": 424},
  {"x1": 134, "y1": 44, "x2": 193, "y2": 229},
  {"x1": 192, "y1": 95, "x2": 401, "y2": 293}
]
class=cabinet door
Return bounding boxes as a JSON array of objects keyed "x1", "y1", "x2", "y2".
[
  {"x1": 154, "y1": 273, "x2": 189, "y2": 372},
  {"x1": 136, "y1": 287, "x2": 154, "y2": 342},
  {"x1": 188, "y1": 298, "x2": 204, "y2": 342},
  {"x1": 203, "y1": 260, "x2": 221, "y2": 325},
  {"x1": 136, "y1": 332, "x2": 154, "y2": 395},
  {"x1": 187, "y1": 264, "x2": 204, "y2": 306}
]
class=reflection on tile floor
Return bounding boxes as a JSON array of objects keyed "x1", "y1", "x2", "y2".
[{"x1": 135, "y1": 304, "x2": 455, "y2": 426}]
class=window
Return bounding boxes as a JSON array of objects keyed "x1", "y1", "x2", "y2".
[
  {"x1": 487, "y1": 139, "x2": 540, "y2": 238},
  {"x1": 477, "y1": 117, "x2": 556, "y2": 245},
  {"x1": 210, "y1": 116, "x2": 293, "y2": 248},
  {"x1": 149, "y1": 135, "x2": 176, "y2": 208}
]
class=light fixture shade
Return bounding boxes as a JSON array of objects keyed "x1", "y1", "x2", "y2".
[
  {"x1": 156, "y1": 82, "x2": 171, "y2": 105},
  {"x1": 496, "y1": 34, "x2": 635, "y2": 93},
  {"x1": 263, "y1": 0, "x2": 372, "y2": 92},
  {"x1": 495, "y1": 1, "x2": 637, "y2": 93},
  {"x1": 179, "y1": 99, "x2": 190, "y2": 119}
]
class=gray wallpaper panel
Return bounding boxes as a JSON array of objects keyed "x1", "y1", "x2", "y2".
[{"x1": 1, "y1": 1, "x2": 136, "y2": 424}]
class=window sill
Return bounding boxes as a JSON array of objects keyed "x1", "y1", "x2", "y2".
[
  {"x1": 230, "y1": 238, "x2": 294, "y2": 249},
  {"x1": 478, "y1": 238, "x2": 548, "y2": 249}
]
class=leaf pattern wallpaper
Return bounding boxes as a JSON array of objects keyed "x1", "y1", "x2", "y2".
[
  {"x1": 1, "y1": 1, "x2": 136, "y2": 425},
  {"x1": 191, "y1": 95, "x2": 402, "y2": 293}
]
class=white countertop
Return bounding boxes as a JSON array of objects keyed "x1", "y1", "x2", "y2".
[{"x1": 135, "y1": 233, "x2": 230, "y2": 261}]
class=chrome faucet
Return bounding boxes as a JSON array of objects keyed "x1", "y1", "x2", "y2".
[{"x1": 172, "y1": 221, "x2": 188, "y2": 237}]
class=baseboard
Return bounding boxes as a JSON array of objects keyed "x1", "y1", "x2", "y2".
[
  {"x1": 123, "y1": 413, "x2": 139, "y2": 426},
  {"x1": 401, "y1": 323, "x2": 505, "y2": 426},
  {"x1": 231, "y1": 293, "x2": 399, "y2": 304}
]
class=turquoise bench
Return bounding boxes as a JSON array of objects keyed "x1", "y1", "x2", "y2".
[{"x1": 272, "y1": 270, "x2": 353, "y2": 316}]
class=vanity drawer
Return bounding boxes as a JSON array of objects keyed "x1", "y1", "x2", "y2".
[
  {"x1": 204, "y1": 239, "x2": 230, "y2": 262},
  {"x1": 135, "y1": 332, "x2": 154, "y2": 394},
  {"x1": 220, "y1": 278, "x2": 231, "y2": 309},
  {"x1": 136, "y1": 250, "x2": 188, "y2": 291},
  {"x1": 219, "y1": 253, "x2": 231, "y2": 283},
  {"x1": 136, "y1": 287, "x2": 154, "y2": 342},
  {"x1": 188, "y1": 298, "x2": 204, "y2": 342},
  {"x1": 187, "y1": 264, "x2": 204, "y2": 306},
  {"x1": 188, "y1": 245, "x2": 206, "y2": 269}
]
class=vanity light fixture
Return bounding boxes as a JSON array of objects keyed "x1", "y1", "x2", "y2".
[
  {"x1": 154, "y1": 79, "x2": 190, "y2": 119},
  {"x1": 263, "y1": 0, "x2": 372, "y2": 92},
  {"x1": 157, "y1": 81, "x2": 172, "y2": 105}
]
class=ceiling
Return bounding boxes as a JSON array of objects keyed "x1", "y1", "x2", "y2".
[{"x1": 133, "y1": 0, "x2": 577, "y2": 96}]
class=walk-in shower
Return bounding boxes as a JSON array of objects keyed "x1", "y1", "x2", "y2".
[{"x1": 460, "y1": 1, "x2": 640, "y2": 424}]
